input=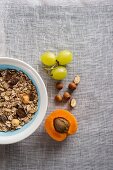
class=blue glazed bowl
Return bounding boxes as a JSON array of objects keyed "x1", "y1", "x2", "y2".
[{"x1": 0, "y1": 58, "x2": 48, "y2": 144}]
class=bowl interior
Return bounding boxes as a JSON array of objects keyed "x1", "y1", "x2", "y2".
[{"x1": 0, "y1": 64, "x2": 41, "y2": 136}]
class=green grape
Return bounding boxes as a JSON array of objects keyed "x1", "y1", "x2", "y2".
[
  {"x1": 40, "y1": 52, "x2": 57, "y2": 66},
  {"x1": 57, "y1": 50, "x2": 73, "y2": 65},
  {"x1": 51, "y1": 66, "x2": 67, "y2": 80}
]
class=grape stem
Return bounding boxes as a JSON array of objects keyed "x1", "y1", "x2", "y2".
[{"x1": 43, "y1": 62, "x2": 58, "y2": 71}]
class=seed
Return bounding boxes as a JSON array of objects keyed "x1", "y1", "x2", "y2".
[
  {"x1": 54, "y1": 94, "x2": 63, "y2": 102},
  {"x1": 53, "y1": 117, "x2": 70, "y2": 133},
  {"x1": 56, "y1": 82, "x2": 64, "y2": 90},
  {"x1": 68, "y1": 83, "x2": 77, "y2": 90},
  {"x1": 70, "y1": 98, "x2": 77, "y2": 108},
  {"x1": 11, "y1": 119, "x2": 20, "y2": 127},
  {"x1": 63, "y1": 92, "x2": 71, "y2": 100},
  {"x1": 73, "y1": 75, "x2": 80, "y2": 85},
  {"x1": 22, "y1": 94, "x2": 30, "y2": 104}
]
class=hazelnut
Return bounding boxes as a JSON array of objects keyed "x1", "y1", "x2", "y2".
[
  {"x1": 11, "y1": 119, "x2": 20, "y2": 127},
  {"x1": 54, "y1": 94, "x2": 63, "y2": 102},
  {"x1": 22, "y1": 94, "x2": 30, "y2": 104},
  {"x1": 73, "y1": 75, "x2": 80, "y2": 85},
  {"x1": 63, "y1": 92, "x2": 71, "y2": 100},
  {"x1": 56, "y1": 82, "x2": 64, "y2": 90},
  {"x1": 68, "y1": 82, "x2": 77, "y2": 90},
  {"x1": 70, "y1": 98, "x2": 77, "y2": 108}
]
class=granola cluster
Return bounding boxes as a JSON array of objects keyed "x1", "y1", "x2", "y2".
[{"x1": 0, "y1": 69, "x2": 38, "y2": 131}]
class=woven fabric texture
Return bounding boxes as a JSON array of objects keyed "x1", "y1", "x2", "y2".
[{"x1": 0, "y1": 0, "x2": 113, "y2": 170}]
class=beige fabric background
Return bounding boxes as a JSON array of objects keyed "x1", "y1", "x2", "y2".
[{"x1": 0, "y1": 0, "x2": 113, "y2": 170}]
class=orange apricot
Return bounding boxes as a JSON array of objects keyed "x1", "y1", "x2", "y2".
[{"x1": 45, "y1": 109, "x2": 78, "y2": 142}]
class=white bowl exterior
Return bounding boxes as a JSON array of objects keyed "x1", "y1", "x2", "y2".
[{"x1": 0, "y1": 58, "x2": 48, "y2": 144}]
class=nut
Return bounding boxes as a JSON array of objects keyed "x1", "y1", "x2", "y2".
[
  {"x1": 73, "y1": 75, "x2": 80, "y2": 85},
  {"x1": 63, "y1": 92, "x2": 71, "y2": 100},
  {"x1": 70, "y1": 98, "x2": 77, "y2": 108},
  {"x1": 22, "y1": 94, "x2": 30, "y2": 104},
  {"x1": 68, "y1": 82, "x2": 77, "y2": 90},
  {"x1": 11, "y1": 119, "x2": 20, "y2": 127},
  {"x1": 56, "y1": 82, "x2": 64, "y2": 90},
  {"x1": 53, "y1": 117, "x2": 70, "y2": 133},
  {"x1": 54, "y1": 94, "x2": 62, "y2": 102}
]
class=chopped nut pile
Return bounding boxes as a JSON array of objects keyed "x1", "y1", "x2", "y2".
[{"x1": 0, "y1": 69, "x2": 38, "y2": 131}]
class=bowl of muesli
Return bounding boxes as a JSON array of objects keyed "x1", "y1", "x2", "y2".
[{"x1": 0, "y1": 57, "x2": 48, "y2": 144}]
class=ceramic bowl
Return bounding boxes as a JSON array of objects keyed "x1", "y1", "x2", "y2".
[{"x1": 0, "y1": 58, "x2": 48, "y2": 144}]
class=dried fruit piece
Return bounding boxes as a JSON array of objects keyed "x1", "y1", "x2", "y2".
[
  {"x1": 54, "y1": 95, "x2": 62, "y2": 102},
  {"x1": 70, "y1": 98, "x2": 77, "y2": 108},
  {"x1": 22, "y1": 94, "x2": 30, "y2": 104},
  {"x1": 68, "y1": 82, "x2": 77, "y2": 90},
  {"x1": 11, "y1": 119, "x2": 20, "y2": 127},
  {"x1": 16, "y1": 107, "x2": 27, "y2": 118},
  {"x1": 4, "y1": 71, "x2": 12, "y2": 82},
  {"x1": 9, "y1": 77, "x2": 19, "y2": 88},
  {"x1": 73, "y1": 75, "x2": 80, "y2": 85},
  {"x1": 63, "y1": 92, "x2": 71, "y2": 100},
  {"x1": 0, "y1": 115, "x2": 7, "y2": 123},
  {"x1": 54, "y1": 117, "x2": 70, "y2": 133},
  {"x1": 29, "y1": 92, "x2": 35, "y2": 101},
  {"x1": 56, "y1": 82, "x2": 64, "y2": 90},
  {"x1": 45, "y1": 109, "x2": 78, "y2": 141}
]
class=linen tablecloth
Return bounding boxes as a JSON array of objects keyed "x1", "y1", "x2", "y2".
[{"x1": 0, "y1": 0, "x2": 113, "y2": 170}]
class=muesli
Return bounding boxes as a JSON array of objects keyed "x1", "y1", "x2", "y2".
[{"x1": 0, "y1": 69, "x2": 38, "y2": 131}]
